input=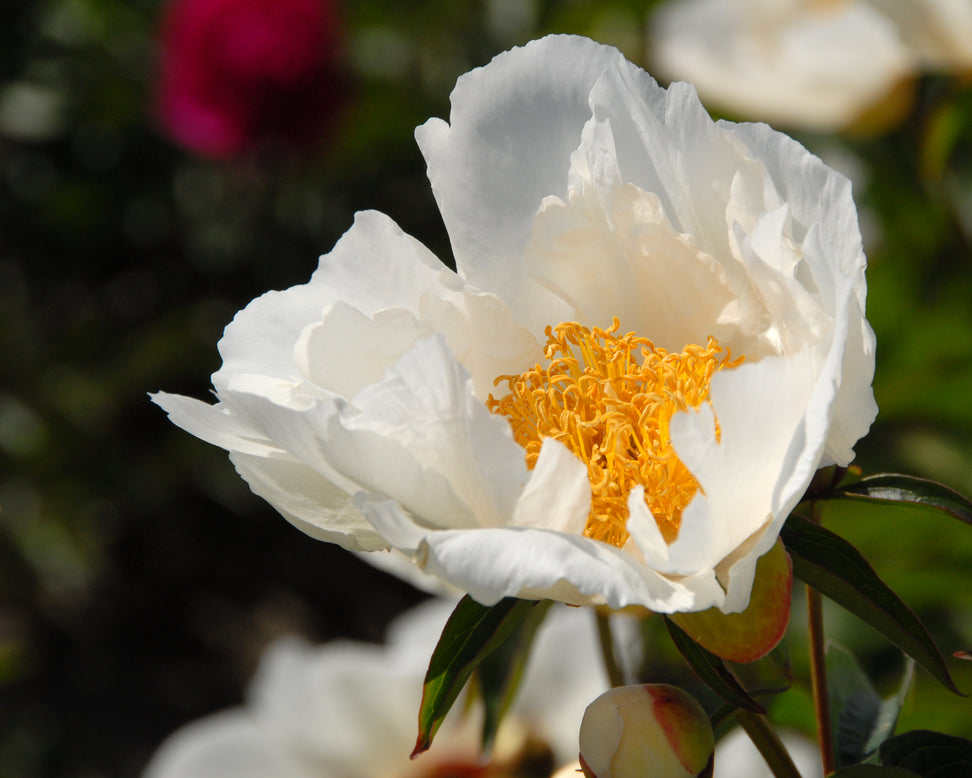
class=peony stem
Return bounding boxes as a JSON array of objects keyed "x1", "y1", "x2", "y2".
[
  {"x1": 736, "y1": 709, "x2": 804, "y2": 778},
  {"x1": 807, "y1": 583, "x2": 835, "y2": 775},
  {"x1": 594, "y1": 609, "x2": 625, "y2": 688}
]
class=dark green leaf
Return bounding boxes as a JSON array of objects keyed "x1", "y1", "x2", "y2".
[
  {"x1": 865, "y1": 660, "x2": 914, "y2": 759},
  {"x1": 879, "y1": 730, "x2": 972, "y2": 777},
  {"x1": 829, "y1": 642, "x2": 883, "y2": 768},
  {"x1": 828, "y1": 474, "x2": 972, "y2": 526},
  {"x1": 663, "y1": 616, "x2": 765, "y2": 713},
  {"x1": 781, "y1": 515, "x2": 961, "y2": 694},
  {"x1": 476, "y1": 600, "x2": 552, "y2": 755},
  {"x1": 413, "y1": 596, "x2": 547, "y2": 757},
  {"x1": 828, "y1": 643, "x2": 915, "y2": 768}
]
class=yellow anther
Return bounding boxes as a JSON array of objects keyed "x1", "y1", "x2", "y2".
[{"x1": 487, "y1": 318, "x2": 742, "y2": 547}]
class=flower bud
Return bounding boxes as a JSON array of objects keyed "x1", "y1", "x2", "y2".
[
  {"x1": 579, "y1": 684, "x2": 714, "y2": 778},
  {"x1": 668, "y1": 538, "x2": 792, "y2": 663}
]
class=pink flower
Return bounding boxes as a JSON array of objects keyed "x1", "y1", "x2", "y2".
[{"x1": 154, "y1": 0, "x2": 344, "y2": 159}]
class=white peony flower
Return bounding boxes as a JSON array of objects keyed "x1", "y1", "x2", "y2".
[
  {"x1": 153, "y1": 35, "x2": 877, "y2": 614},
  {"x1": 650, "y1": 0, "x2": 916, "y2": 131},
  {"x1": 868, "y1": 0, "x2": 972, "y2": 72},
  {"x1": 142, "y1": 599, "x2": 607, "y2": 778}
]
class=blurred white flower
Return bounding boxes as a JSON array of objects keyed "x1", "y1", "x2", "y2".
[
  {"x1": 154, "y1": 34, "x2": 876, "y2": 614},
  {"x1": 650, "y1": 0, "x2": 915, "y2": 131},
  {"x1": 868, "y1": 0, "x2": 972, "y2": 72},
  {"x1": 143, "y1": 599, "x2": 608, "y2": 777},
  {"x1": 714, "y1": 727, "x2": 822, "y2": 778}
]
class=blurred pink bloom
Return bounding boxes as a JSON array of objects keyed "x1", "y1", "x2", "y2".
[{"x1": 154, "y1": 0, "x2": 344, "y2": 159}]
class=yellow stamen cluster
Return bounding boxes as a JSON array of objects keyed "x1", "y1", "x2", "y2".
[{"x1": 487, "y1": 319, "x2": 742, "y2": 548}]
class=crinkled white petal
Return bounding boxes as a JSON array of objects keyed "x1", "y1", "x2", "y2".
[
  {"x1": 417, "y1": 35, "x2": 635, "y2": 331},
  {"x1": 524, "y1": 116, "x2": 743, "y2": 352},
  {"x1": 229, "y1": 451, "x2": 385, "y2": 551},
  {"x1": 727, "y1": 120, "x2": 878, "y2": 466},
  {"x1": 337, "y1": 335, "x2": 527, "y2": 527},
  {"x1": 220, "y1": 337, "x2": 521, "y2": 533},
  {"x1": 214, "y1": 210, "x2": 447, "y2": 390},
  {"x1": 650, "y1": 0, "x2": 916, "y2": 130},
  {"x1": 356, "y1": 493, "x2": 725, "y2": 611},
  {"x1": 151, "y1": 393, "x2": 385, "y2": 552}
]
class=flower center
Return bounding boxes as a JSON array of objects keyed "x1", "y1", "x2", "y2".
[{"x1": 487, "y1": 319, "x2": 742, "y2": 548}]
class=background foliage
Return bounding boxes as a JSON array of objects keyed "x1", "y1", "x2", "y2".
[{"x1": 0, "y1": 0, "x2": 970, "y2": 775}]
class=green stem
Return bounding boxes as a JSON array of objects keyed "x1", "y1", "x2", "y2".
[
  {"x1": 807, "y1": 583, "x2": 835, "y2": 776},
  {"x1": 736, "y1": 709, "x2": 804, "y2": 778},
  {"x1": 594, "y1": 609, "x2": 625, "y2": 688}
]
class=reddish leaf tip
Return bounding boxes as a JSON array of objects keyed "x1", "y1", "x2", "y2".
[{"x1": 411, "y1": 736, "x2": 429, "y2": 760}]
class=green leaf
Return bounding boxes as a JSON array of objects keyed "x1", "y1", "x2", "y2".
[
  {"x1": 864, "y1": 659, "x2": 914, "y2": 759},
  {"x1": 829, "y1": 642, "x2": 884, "y2": 768},
  {"x1": 731, "y1": 633, "x2": 793, "y2": 695},
  {"x1": 476, "y1": 599, "x2": 552, "y2": 755},
  {"x1": 780, "y1": 515, "x2": 961, "y2": 695},
  {"x1": 663, "y1": 616, "x2": 765, "y2": 713},
  {"x1": 413, "y1": 596, "x2": 548, "y2": 757},
  {"x1": 828, "y1": 474, "x2": 972, "y2": 526},
  {"x1": 828, "y1": 643, "x2": 915, "y2": 768},
  {"x1": 879, "y1": 730, "x2": 972, "y2": 777}
]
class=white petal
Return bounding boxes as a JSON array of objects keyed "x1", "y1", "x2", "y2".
[
  {"x1": 353, "y1": 547, "x2": 464, "y2": 598},
  {"x1": 151, "y1": 392, "x2": 283, "y2": 458},
  {"x1": 294, "y1": 302, "x2": 428, "y2": 397},
  {"x1": 510, "y1": 438, "x2": 590, "y2": 535},
  {"x1": 416, "y1": 35, "x2": 633, "y2": 329},
  {"x1": 249, "y1": 638, "x2": 420, "y2": 774},
  {"x1": 229, "y1": 451, "x2": 385, "y2": 552},
  {"x1": 340, "y1": 335, "x2": 527, "y2": 527},
  {"x1": 670, "y1": 351, "x2": 817, "y2": 573},
  {"x1": 143, "y1": 711, "x2": 310, "y2": 778},
  {"x1": 823, "y1": 309, "x2": 878, "y2": 466},
  {"x1": 716, "y1": 522, "x2": 772, "y2": 614},
  {"x1": 309, "y1": 210, "x2": 449, "y2": 315},
  {"x1": 585, "y1": 68, "x2": 741, "y2": 263},
  {"x1": 417, "y1": 286, "x2": 543, "y2": 401},
  {"x1": 356, "y1": 493, "x2": 725, "y2": 611},
  {"x1": 152, "y1": 394, "x2": 386, "y2": 554},
  {"x1": 524, "y1": 116, "x2": 742, "y2": 349},
  {"x1": 213, "y1": 210, "x2": 447, "y2": 394},
  {"x1": 727, "y1": 120, "x2": 877, "y2": 461},
  {"x1": 222, "y1": 377, "x2": 474, "y2": 531}
]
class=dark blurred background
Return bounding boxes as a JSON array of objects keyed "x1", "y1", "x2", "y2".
[{"x1": 1, "y1": 1, "x2": 971, "y2": 775}]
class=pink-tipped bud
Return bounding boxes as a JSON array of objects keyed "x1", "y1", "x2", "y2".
[
  {"x1": 578, "y1": 684, "x2": 714, "y2": 778},
  {"x1": 668, "y1": 538, "x2": 792, "y2": 663}
]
